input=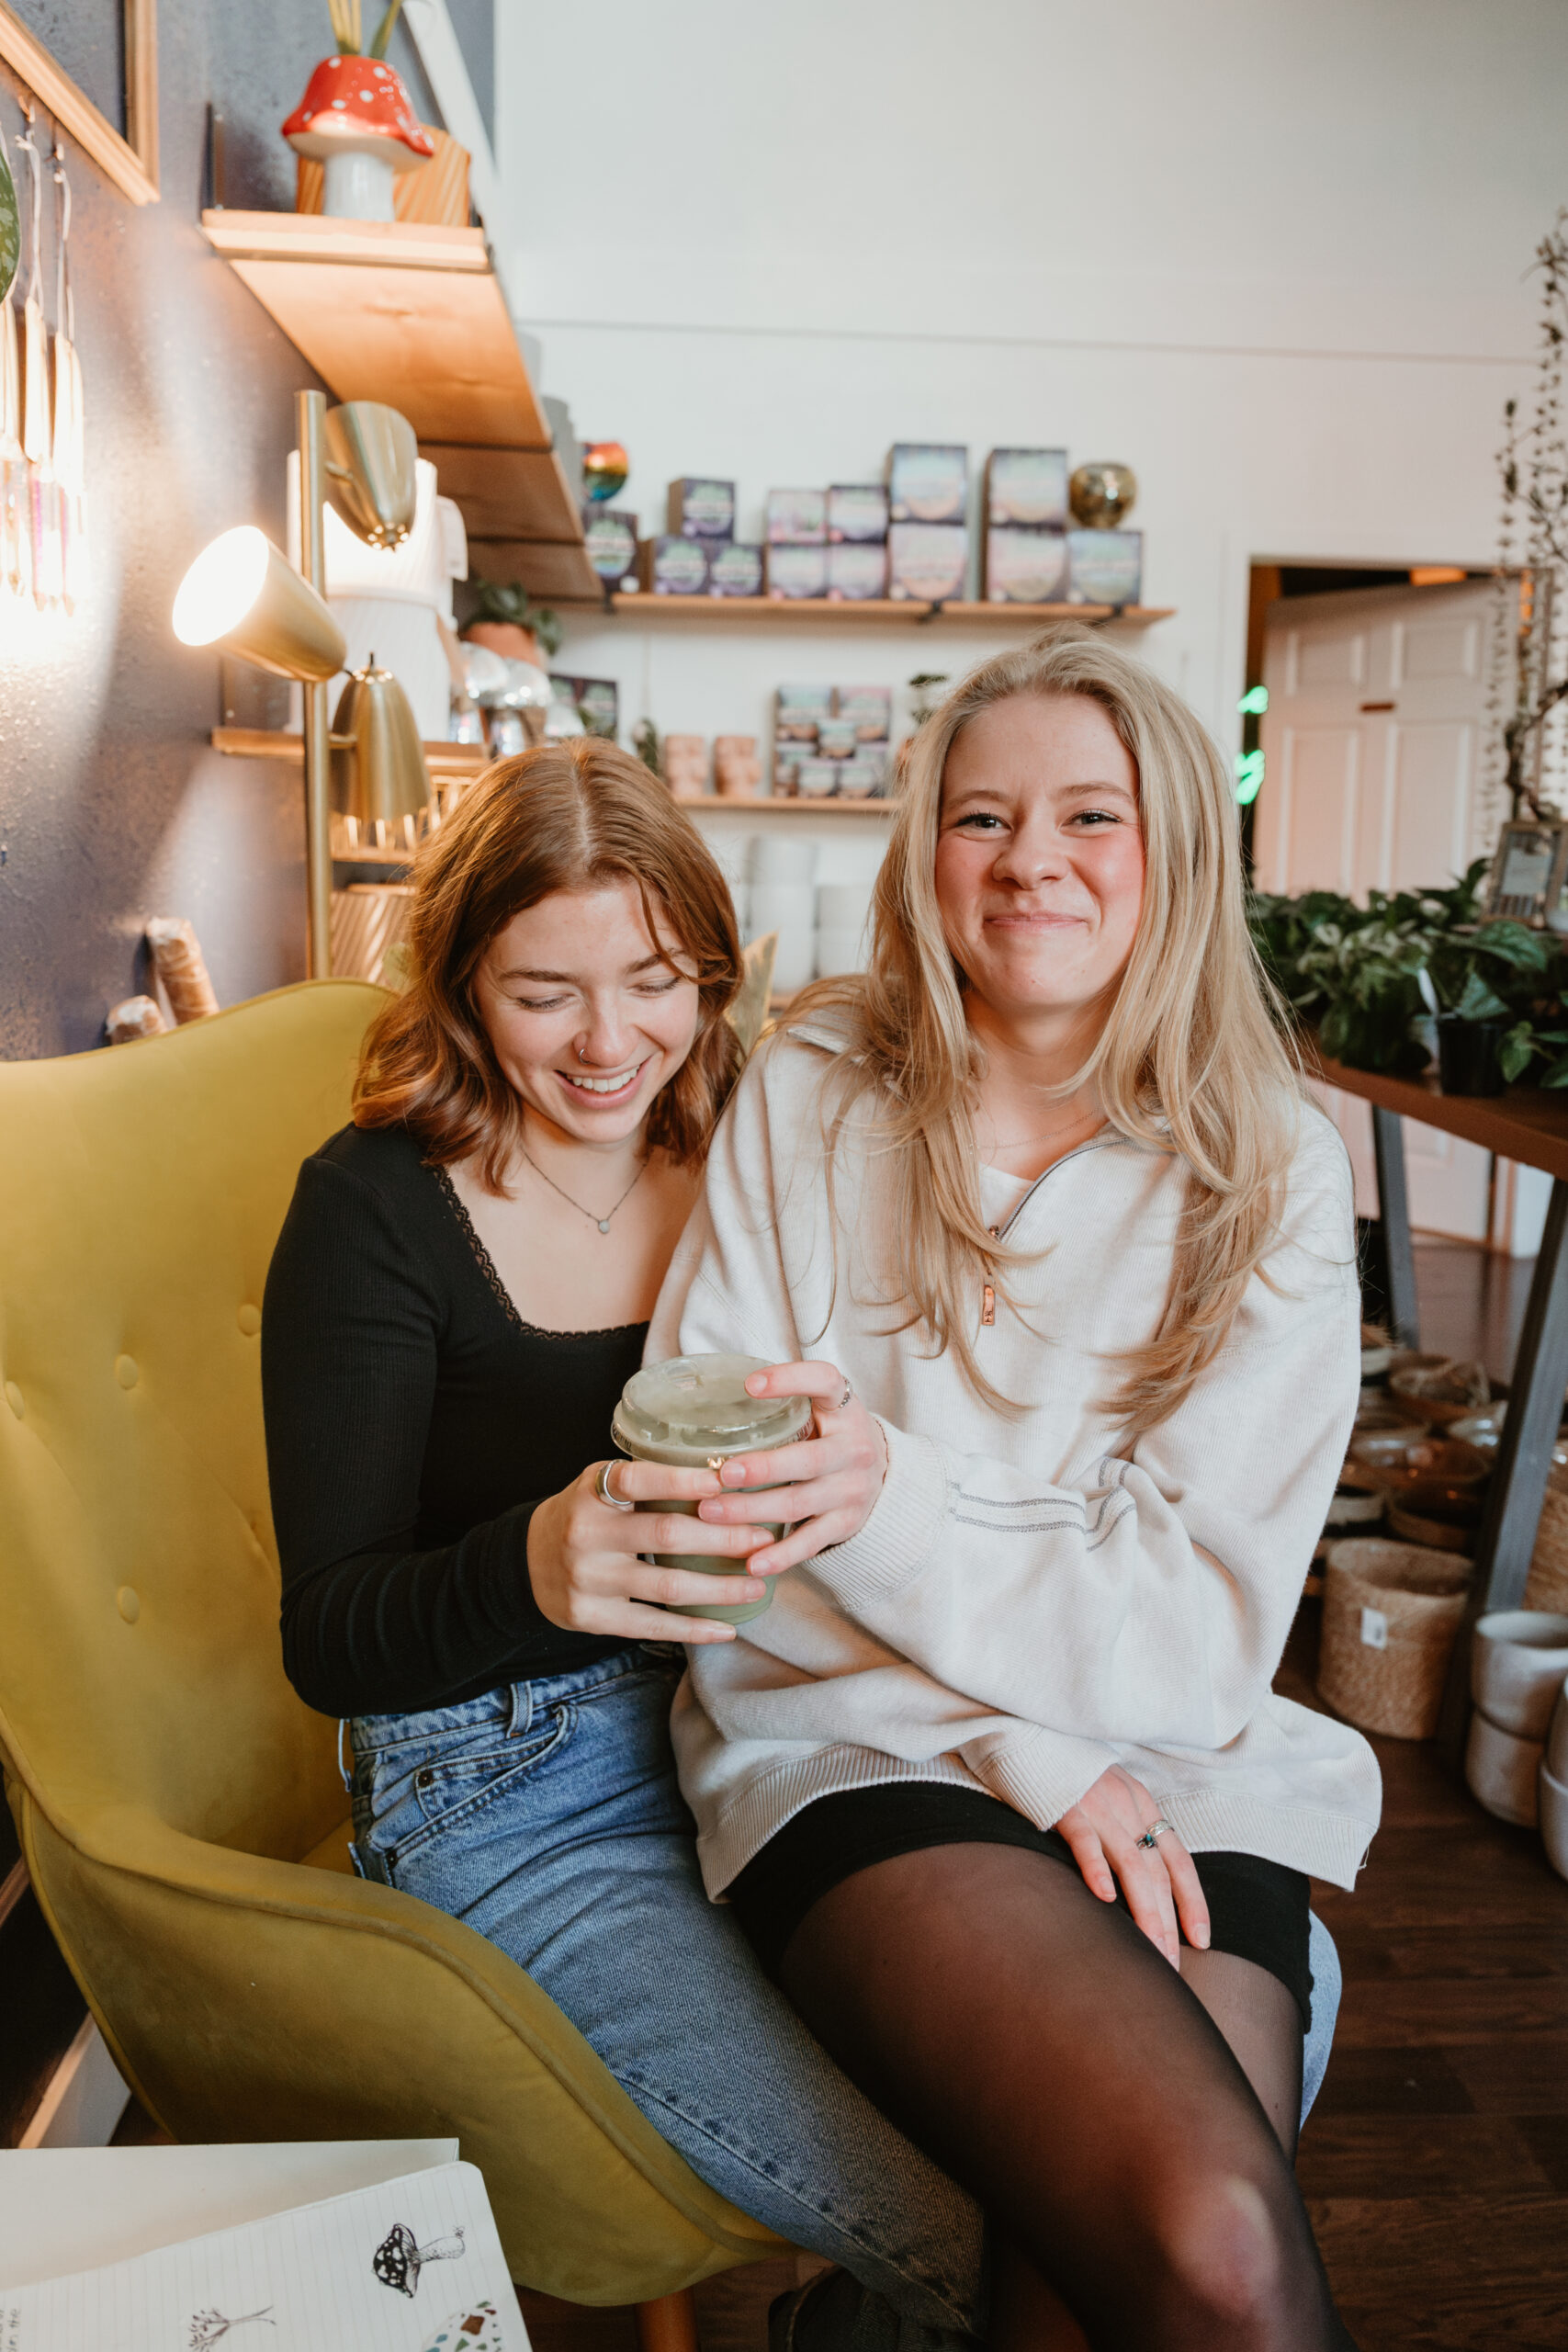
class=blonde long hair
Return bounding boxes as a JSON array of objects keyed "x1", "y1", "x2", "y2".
[{"x1": 787, "y1": 629, "x2": 1303, "y2": 1432}]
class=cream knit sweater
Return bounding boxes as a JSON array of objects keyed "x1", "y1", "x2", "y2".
[{"x1": 647, "y1": 1020, "x2": 1382, "y2": 1898}]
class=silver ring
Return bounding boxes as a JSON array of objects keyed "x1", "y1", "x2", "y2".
[
  {"x1": 595, "y1": 1460, "x2": 636, "y2": 1512},
  {"x1": 834, "y1": 1378, "x2": 853, "y2": 1412},
  {"x1": 1134, "y1": 1818, "x2": 1177, "y2": 1850}
]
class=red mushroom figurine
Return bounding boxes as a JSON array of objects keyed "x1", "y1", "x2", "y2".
[{"x1": 283, "y1": 52, "x2": 434, "y2": 222}]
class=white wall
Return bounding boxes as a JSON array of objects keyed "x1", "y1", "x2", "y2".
[{"x1": 488, "y1": 0, "x2": 1565, "y2": 791}]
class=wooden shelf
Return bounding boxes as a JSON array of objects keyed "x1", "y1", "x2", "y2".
[
  {"x1": 674, "y1": 793, "x2": 894, "y2": 818},
  {"x1": 197, "y1": 213, "x2": 596, "y2": 601},
  {"x1": 600, "y1": 595, "x2": 1175, "y2": 627},
  {"x1": 211, "y1": 728, "x2": 489, "y2": 784}
]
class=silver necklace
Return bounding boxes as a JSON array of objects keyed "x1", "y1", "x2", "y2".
[{"x1": 520, "y1": 1141, "x2": 648, "y2": 1235}]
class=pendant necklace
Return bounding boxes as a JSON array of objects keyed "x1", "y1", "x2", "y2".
[{"x1": 520, "y1": 1141, "x2": 647, "y2": 1234}]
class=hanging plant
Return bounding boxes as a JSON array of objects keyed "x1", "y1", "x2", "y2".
[{"x1": 0, "y1": 145, "x2": 17, "y2": 304}]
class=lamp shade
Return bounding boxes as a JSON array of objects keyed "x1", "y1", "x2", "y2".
[
  {"x1": 331, "y1": 658, "x2": 431, "y2": 823},
  {"x1": 322, "y1": 402, "x2": 418, "y2": 548},
  {"x1": 172, "y1": 526, "x2": 346, "y2": 681}
]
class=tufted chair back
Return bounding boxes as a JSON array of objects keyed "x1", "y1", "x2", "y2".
[{"x1": 0, "y1": 982, "x2": 382, "y2": 1868}]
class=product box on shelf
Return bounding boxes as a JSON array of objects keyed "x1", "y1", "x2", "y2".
[
  {"x1": 645, "y1": 536, "x2": 711, "y2": 594},
  {"x1": 773, "y1": 750, "x2": 803, "y2": 797},
  {"x1": 817, "y1": 718, "x2": 860, "y2": 762},
  {"x1": 766, "y1": 489, "x2": 829, "y2": 545},
  {"x1": 839, "y1": 748, "x2": 887, "y2": 798},
  {"x1": 886, "y1": 443, "x2": 968, "y2": 526},
  {"x1": 774, "y1": 683, "x2": 833, "y2": 742},
  {"x1": 835, "y1": 684, "x2": 893, "y2": 741},
  {"x1": 549, "y1": 674, "x2": 620, "y2": 737},
  {"x1": 1066, "y1": 528, "x2": 1143, "y2": 606},
  {"x1": 667, "y1": 478, "x2": 737, "y2": 540},
  {"x1": 826, "y1": 542, "x2": 888, "y2": 600},
  {"x1": 583, "y1": 507, "x2": 639, "y2": 587},
  {"x1": 796, "y1": 757, "x2": 840, "y2": 798},
  {"x1": 984, "y1": 526, "x2": 1068, "y2": 604},
  {"x1": 887, "y1": 522, "x2": 968, "y2": 603},
  {"x1": 767, "y1": 545, "x2": 829, "y2": 599},
  {"x1": 706, "y1": 542, "x2": 765, "y2": 597},
  {"x1": 827, "y1": 483, "x2": 889, "y2": 543},
  {"x1": 985, "y1": 447, "x2": 1068, "y2": 529}
]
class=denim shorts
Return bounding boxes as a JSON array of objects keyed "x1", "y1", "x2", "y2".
[{"x1": 348, "y1": 1645, "x2": 983, "y2": 2342}]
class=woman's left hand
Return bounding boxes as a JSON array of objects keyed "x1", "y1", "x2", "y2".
[{"x1": 694, "y1": 1359, "x2": 887, "y2": 1574}]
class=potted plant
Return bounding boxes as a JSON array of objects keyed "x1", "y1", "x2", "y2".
[
  {"x1": 462, "y1": 578, "x2": 563, "y2": 668},
  {"x1": 282, "y1": 6, "x2": 435, "y2": 224}
]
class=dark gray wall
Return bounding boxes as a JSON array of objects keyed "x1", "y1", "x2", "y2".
[{"x1": 0, "y1": 2, "x2": 450, "y2": 1059}]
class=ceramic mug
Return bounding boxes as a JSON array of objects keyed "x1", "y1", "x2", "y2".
[{"x1": 1471, "y1": 1611, "x2": 1568, "y2": 1739}]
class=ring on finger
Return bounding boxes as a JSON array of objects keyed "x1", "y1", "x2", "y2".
[
  {"x1": 833, "y1": 1377, "x2": 852, "y2": 1411},
  {"x1": 595, "y1": 1460, "x2": 637, "y2": 1512},
  {"x1": 1134, "y1": 1818, "x2": 1178, "y2": 1850}
]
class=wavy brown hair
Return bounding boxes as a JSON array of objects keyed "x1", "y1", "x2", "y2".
[
  {"x1": 355, "y1": 739, "x2": 744, "y2": 1189},
  {"x1": 788, "y1": 628, "x2": 1304, "y2": 1434}
]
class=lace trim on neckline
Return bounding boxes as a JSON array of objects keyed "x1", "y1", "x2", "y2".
[{"x1": 431, "y1": 1166, "x2": 648, "y2": 1343}]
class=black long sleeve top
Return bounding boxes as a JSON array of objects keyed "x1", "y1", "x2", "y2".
[{"x1": 262, "y1": 1123, "x2": 639, "y2": 1718}]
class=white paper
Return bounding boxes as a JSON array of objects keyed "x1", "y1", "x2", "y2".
[
  {"x1": 0, "y1": 2143, "x2": 460, "y2": 2290},
  {"x1": 0, "y1": 2162, "x2": 529, "y2": 2352}
]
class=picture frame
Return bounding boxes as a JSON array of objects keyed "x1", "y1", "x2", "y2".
[
  {"x1": 1482, "y1": 815, "x2": 1568, "y2": 926},
  {"x1": 0, "y1": 1, "x2": 158, "y2": 205}
]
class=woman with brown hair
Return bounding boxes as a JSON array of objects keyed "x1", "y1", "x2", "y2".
[
  {"x1": 260, "y1": 740, "x2": 981, "y2": 2350},
  {"x1": 649, "y1": 634, "x2": 1380, "y2": 2349}
]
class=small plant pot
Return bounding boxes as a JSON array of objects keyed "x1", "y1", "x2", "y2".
[
  {"x1": 1436, "y1": 1014, "x2": 1507, "y2": 1096},
  {"x1": 464, "y1": 620, "x2": 542, "y2": 666}
]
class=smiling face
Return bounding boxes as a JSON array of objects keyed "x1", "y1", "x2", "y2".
[
  {"x1": 933, "y1": 692, "x2": 1145, "y2": 1051},
  {"x1": 471, "y1": 880, "x2": 703, "y2": 1150}
]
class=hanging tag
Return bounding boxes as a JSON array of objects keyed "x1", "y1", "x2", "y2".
[
  {"x1": 981, "y1": 1283, "x2": 995, "y2": 1327},
  {"x1": 1359, "y1": 1605, "x2": 1389, "y2": 1650}
]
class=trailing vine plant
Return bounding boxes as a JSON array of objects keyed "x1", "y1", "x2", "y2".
[{"x1": 1490, "y1": 209, "x2": 1568, "y2": 820}]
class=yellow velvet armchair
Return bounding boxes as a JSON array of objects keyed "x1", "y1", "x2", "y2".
[{"x1": 0, "y1": 980, "x2": 785, "y2": 2307}]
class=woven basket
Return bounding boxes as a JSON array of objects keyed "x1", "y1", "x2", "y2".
[
  {"x1": 1320, "y1": 1539, "x2": 1472, "y2": 1739},
  {"x1": 1526, "y1": 1483, "x2": 1568, "y2": 1614}
]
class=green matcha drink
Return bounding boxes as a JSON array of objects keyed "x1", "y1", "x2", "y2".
[{"x1": 611, "y1": 1352, "x2": 814, "y2": 1624}]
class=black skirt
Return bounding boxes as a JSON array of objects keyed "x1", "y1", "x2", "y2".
[{"x1": 726, "y1": 1781, "x2": 1314, "y2": 2031}]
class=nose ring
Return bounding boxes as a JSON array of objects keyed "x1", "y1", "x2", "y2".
[{"x1": 578, "y1": 1044, "x2": 588, "y2": 1062}]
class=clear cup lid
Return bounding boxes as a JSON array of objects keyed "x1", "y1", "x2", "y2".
[{"x1": 615, "y1": 1352, "x2": 813, "y2": 1453}]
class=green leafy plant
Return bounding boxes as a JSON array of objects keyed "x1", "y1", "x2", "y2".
[
  {"x1": 632, "y1": 718, "x2": 661, "y2": 779},
  {"x1": 326, "y1": 1, "x2": 404, "y2": 57},
  {"x1": 1247, "y1": 858, "x2": 1568, "y2": 1080},
  {"x1": 469, "y1": 579, "x2": 564, "y2": 660}
]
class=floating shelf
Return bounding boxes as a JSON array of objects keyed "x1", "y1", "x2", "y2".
[
  {"x1": 601, "y1": 596, "x2": 1175, "y2": 627},
  {"x1": 674, "y1": 793, "x2": 894, "y2": 818},
  {"x1": 197, "y1": 213, "x2": 596, "y2": 600}
]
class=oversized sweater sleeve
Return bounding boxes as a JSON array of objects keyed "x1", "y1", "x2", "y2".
[{"x1": 660, "y1": 1044, "x2": 1360, "y2": 1757}]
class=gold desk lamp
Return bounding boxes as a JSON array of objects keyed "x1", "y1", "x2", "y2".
[{"x1": 173, "y1": 392, "x2": 424, "y2": 977}]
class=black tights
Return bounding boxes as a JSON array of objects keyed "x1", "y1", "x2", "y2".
[{"x1": 775, "y1": 1844, "x2": 1355, "y2": 2352}]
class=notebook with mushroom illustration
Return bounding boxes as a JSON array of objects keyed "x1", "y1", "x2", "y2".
[{"x1": 0, "y1": 2160, "x2": 530, "y2": 2352}]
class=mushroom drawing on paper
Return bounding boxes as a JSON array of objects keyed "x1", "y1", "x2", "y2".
[
  {"x1": 187, "y1": 2307, "x2": 276, "y2": 2349},
  {"x1": 372, "y1": 2222, "x2": 467, "y2": 2297}
]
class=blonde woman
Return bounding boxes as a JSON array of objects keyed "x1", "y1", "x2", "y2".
[{"x1": 649, "y1": 635, "x2": 1381, "y2": 2351}]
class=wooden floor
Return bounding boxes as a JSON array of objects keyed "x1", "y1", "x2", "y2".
[{"x1": 1280, "y1": 1620, "x2": 1568, "y2": 2350}]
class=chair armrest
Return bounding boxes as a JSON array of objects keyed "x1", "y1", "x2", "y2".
[{"x1": 17, "y1": 1790, "x2": 785, "y2": 2303}]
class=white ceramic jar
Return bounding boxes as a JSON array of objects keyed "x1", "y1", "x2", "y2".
[{"x1": 1471, "y1": 1611, "x2": 1568, "y2": 1738}]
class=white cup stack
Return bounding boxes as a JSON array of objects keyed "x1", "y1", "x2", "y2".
[
  {"x1": 815, "y1": 881, "x2": 876, "y2": 979},
  {"x1": 748, "y1": 835, "x2": 819, "y2": 995},
  {"x1": 1466, "y1": 1610, "x2": 1568, "y2": 1828}
]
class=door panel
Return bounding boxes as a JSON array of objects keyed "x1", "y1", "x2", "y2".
[{"x1": 1260, "y1": 580, "x2": 1500, "y2": 1243}]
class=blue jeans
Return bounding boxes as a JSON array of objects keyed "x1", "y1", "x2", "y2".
[
  {"x1": 349, "y1": 1645, "x2": 982, "y2": 2339},
  {"x1": 347, "y1": 1646, "x2": 1340, "y2": 2335}
]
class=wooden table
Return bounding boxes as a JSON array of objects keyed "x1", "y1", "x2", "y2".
[{"x1": 1309, "y1": 1047, "x2": 1568, "y2": 1745}]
